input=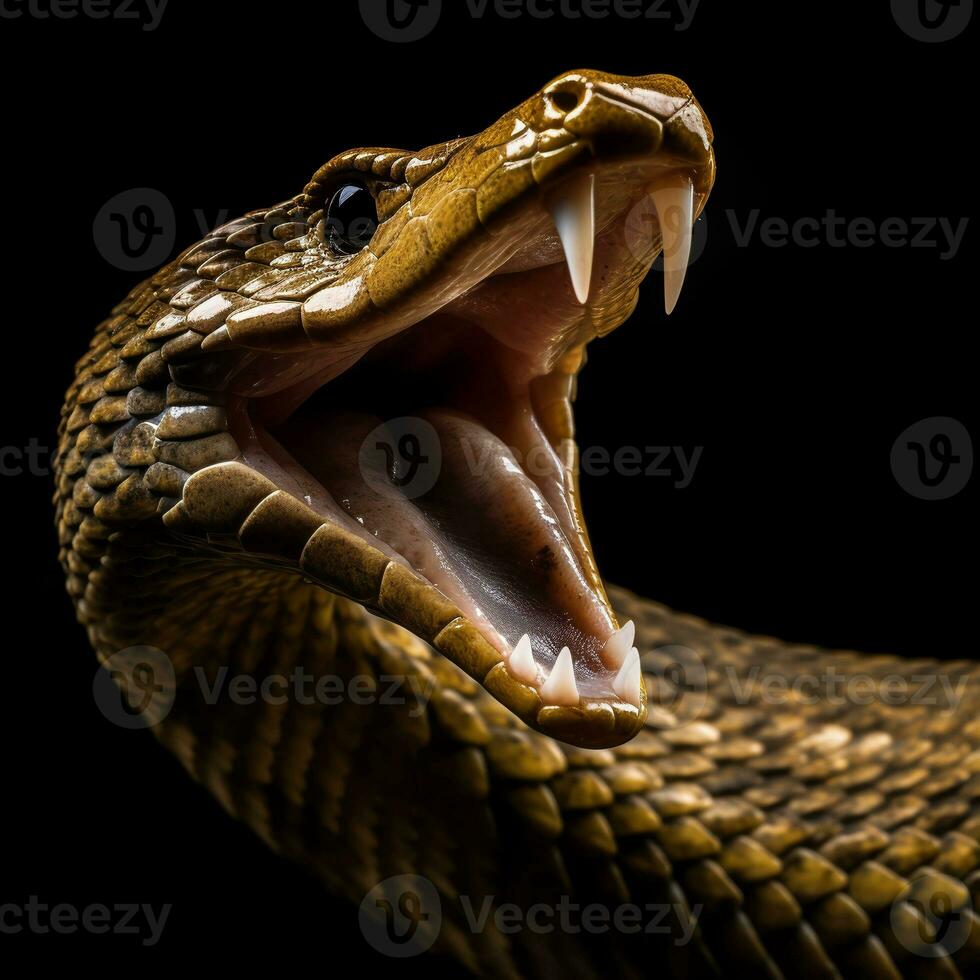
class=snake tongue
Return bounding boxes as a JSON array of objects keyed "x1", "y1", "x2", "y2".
[{"x1": 547, "y1": 173, "x2": 596, "y2": 305}]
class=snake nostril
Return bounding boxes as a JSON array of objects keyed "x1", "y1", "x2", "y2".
[{"x1": 548, "y1": 89, "x2": 582, "y2": 115}]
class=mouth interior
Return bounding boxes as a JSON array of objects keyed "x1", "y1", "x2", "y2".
[
  {"x1": 241, "y1": 160, "x2": 699, "y2": 706},
  {"x1": 269, "y1": 301, "x2": 617, "y2": 693}
]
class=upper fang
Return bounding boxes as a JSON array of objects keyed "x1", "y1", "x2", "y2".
[
  {"x1": 547, "y1": 173, "x2": 595, "y2": 305},
  {"x1": 649, "y1": 174, "x2": 694, "y2": 315}
]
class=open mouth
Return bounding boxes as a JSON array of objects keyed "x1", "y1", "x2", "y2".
[{"x1": 212, "y1": 72, "x2": 715, "y2": 746}]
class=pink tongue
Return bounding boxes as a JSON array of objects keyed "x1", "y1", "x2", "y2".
[{"x1": 279, "y1": 406, "x2": 612, "y2": 674}]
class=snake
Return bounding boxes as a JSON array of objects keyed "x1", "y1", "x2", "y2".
[{"x1": 55, "y1": 69, "x2": 979, "y2": 978}]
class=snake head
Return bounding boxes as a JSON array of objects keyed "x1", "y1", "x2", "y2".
[{"x1": 158, "y1": 69, "x2": 715, "y2": 748}]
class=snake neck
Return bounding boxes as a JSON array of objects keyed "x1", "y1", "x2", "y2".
[
  {"x1": 79, "y1": 542, "x2": 980, "y2": 978},
  {"x1": 81, "y1": 542, "x2": 584, "y2": 975}
]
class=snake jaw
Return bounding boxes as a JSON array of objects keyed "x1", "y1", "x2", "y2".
[{"x1": 161, "y1": 70, "x2": 715, "y2": 749}]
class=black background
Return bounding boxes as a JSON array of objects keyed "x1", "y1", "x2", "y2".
[{"x1": 2, "y1": 0, "x2": 974, "y2": 970}]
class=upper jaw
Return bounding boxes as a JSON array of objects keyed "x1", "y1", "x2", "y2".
[
  {"x1": 296, "y1": 75, "x2": 713, "y2": 350},
  {"x1": 206, "y1": 69, "x2": 713, "y2": 367},
  {"x1": 443, "y1": 151, "x2": 711, "y2": 375}
]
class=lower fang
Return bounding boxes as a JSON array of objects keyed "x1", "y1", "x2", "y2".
[
  {"x1": 508, "y1": 634, "x2": 539, "y2": 685},
  {"x1": 604, "y1": 620, "x2": 635, "y2": 667},
  {"x1": 539, "y1": 647, "x2": 579, "y2": 705},
  {"x1": 612, "y1": 648, "x2": 642, "y2": 707}
]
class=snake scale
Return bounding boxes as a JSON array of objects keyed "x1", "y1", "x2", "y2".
[{"x1": 55, "y1": 70, "x2": 980, "y2": 977}]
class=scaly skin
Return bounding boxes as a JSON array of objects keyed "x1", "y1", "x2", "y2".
[{"x1": 56, "y1": 71, "x2": 979, "y2": 977}]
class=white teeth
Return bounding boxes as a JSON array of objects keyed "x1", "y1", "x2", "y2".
[
  {"x1": 603, "y1": 620, "x2": 635, "y2": 668},
  {"x1": 539, "y1": 646, "x2": 579, "y2": 705},
  {"x1": 506, "y1": 632, "x2": 641, "y2": 707},
  {"x1": 612, "y1": 647, "x2": 642, "y2": 706},
  {"x1": 547, "y1": 173, "x2": 595, "y2": 305},
  {"x1": 649, "y1": 175, "x2": 694, "y2": 315},
  {"x1": 508, "y1": 633, "x2": 539, "y2": 685}
]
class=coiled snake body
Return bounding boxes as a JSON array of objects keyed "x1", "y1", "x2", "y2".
[{"x1": 56, "y1": 70, "x2": 980, "y2": 978}]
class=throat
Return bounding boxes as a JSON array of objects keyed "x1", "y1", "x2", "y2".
[{"x1": 269, "y1": 328, "x2": 614, "y2": 676}]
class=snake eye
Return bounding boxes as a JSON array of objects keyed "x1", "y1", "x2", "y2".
[{"x1": 323, "y1": 183, "x2": 378, "y2": 255}]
